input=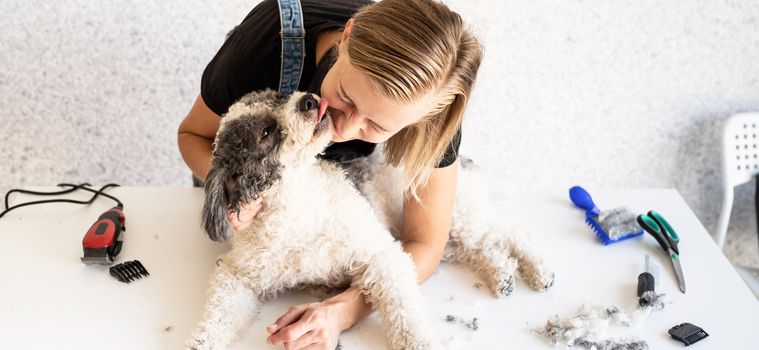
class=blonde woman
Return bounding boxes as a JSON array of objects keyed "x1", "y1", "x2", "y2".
[{"x1": 177, "y1": 0, "x2": 482, "y2": 348}]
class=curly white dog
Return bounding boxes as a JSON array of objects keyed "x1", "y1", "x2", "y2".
[{"x1": 187, "y1": 89, "x2": 555, "y2": 350}]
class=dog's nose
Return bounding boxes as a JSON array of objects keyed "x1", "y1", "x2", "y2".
[{"x1": 297, "y1": 94, "x2": 319, "y2": 112}]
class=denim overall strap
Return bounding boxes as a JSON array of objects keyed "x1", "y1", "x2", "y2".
[{"x1": 277, "y1": 0, "x2": 306, "y2": 97}]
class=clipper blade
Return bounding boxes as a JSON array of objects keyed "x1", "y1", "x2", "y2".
[{"x1": 80, "y1": 256, "x2": 114, "y2": 265}]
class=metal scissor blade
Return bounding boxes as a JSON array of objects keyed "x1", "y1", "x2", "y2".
[{"x1": 670, "y1": 251, "x2": 686, "y2": 293}]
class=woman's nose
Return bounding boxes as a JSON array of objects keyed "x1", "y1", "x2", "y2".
[
  {"x1": 337, "y1": 114, "x2": 363, "y2": 139},
  {"x1": 297, "y1": 93, "x2": 319, "y2": 112}
]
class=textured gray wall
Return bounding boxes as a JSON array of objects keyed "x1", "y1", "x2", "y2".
[{"x1": 2, "y1": 0, "x2": 758, "y2": 265}]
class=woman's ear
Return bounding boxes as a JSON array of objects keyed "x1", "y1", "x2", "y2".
[
  {"x1": 342, "y1": 19, "x2": 353, "y2": 41},
  {"x1": 202, "y1": 167, "x2": 233, "y2": 242}
]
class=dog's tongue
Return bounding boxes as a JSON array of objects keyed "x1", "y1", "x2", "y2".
[{"x1": 317, "y1": 98, "x2": 329, "y2": 123}]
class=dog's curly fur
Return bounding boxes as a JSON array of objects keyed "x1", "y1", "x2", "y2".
[{"x1": 187, "y1": 89, "x2": 555, "y2": 350}]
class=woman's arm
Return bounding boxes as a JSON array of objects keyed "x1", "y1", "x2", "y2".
[
  {"x1": 266, "y1": 159, "x2": 459, "y2": 348},
  {"x1": 399, "y1": 158, "x2": 458, "y2": 281},
  {"x1": 177, "y1": 94, "x2": 221, "y2": 182}
]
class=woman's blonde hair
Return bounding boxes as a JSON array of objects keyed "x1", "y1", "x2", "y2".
[{"x1": 348, "y1": 0, "x2": 483, "y2": 199}]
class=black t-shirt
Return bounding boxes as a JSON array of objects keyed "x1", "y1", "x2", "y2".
[{"x1": 201, "y1": 0, "x2": 460, "y2": 167}]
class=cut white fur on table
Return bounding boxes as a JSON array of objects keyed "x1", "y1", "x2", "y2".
[
  {"x1": 186, "y1": 89, "x2": 556, "y2": 350},
  {"x1": 535, "y1": 300, "x2": 667, "y2": 350}
]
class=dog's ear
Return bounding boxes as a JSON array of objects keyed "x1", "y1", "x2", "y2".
[
  {"x1": 234, "y1": 157, "x2": 281, "y2": 203},
  {"x1": 202, "y1": 166, "x2": 233, "y2": 242},
  {"x1": 201, "y1": 160, "x2": 280, "y2": 242}
]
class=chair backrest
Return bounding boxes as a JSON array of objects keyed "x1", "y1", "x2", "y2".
[{"x1": 722, "y1": 112, "x2": 759, "y2": 188}]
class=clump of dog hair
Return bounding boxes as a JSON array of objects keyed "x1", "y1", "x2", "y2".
[
  {"x1": 459, "y1": 156, "x2": 478, "y2": 169},
  {"x1": 535, "y1": 300, "x2": 667, "y2": 350},
  {"x1": 571, "y1": 338, "x2": 649, "y2": 350},
  {"x1": 598, "y1": 207, "x2": 641, "y2": 240},
  {"x1": 445, "y1": 314, "x2": 479, "y2": 331},
  {"x1": 639, "y1": 291, "x2": 666, "y2": 310}
]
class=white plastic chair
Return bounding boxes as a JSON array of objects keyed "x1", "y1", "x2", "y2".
[{"x1": 716, "y1": 112, "x2": 759, "y2": 249}]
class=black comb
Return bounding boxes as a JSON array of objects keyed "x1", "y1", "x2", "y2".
[
  {"x1": 109, "y1": 260, "x2": 149, "y2": 283},
  {"x1": 668, "y1": 323, "x2": 708, "y2": 346}
]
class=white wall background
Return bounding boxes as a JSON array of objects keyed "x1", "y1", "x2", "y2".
[{"x1": 1, "y1": 0, "x2": 758, "y2": 265}]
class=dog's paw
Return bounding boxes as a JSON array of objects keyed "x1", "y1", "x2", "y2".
[
  {"x1": 541, "y1": 272, "x2": 556, "y2": 291},
  {"x1": 493, "y1": 275, "x2": 516, "y2": 298},
  {"x1": 527, "y1": 269, "x2": 556, "y2": 292},
  {"x1": 185, "y1": 332, "x2": 210, "y2": 350}
]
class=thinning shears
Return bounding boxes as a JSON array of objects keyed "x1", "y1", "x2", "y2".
[{"x1": 636, "y1": 210, "x2": 686, "y2": 293}]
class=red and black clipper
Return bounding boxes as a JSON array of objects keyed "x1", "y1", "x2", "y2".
[{"x1": 81, "y1": 206, "x2": 125, "y2": 265}]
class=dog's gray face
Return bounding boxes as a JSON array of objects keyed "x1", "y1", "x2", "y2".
[{"x1": 202, "y1": 89, "x2": 332, "y2": 241}]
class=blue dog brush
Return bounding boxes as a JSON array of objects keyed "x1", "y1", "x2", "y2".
[{"x1": 569, "y1": 186, "x2": 644, "y2": 245}]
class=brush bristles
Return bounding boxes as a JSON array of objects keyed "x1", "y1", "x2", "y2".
[
  {"x1": 585, "y1": 216, "x2": 614, "y2": 245},
  {"x1": 585, "y1": 213, "x2": 643, "y2": 245}
]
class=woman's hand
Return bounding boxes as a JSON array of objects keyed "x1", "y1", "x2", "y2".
[
  {"x1": 266, "y1": 300, "x2": 348, "y2": 350},
  {"x1": 226, "y1": 197, "x2": 264, "y2": 233}
]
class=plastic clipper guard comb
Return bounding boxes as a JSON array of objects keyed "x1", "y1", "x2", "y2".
[
  {"x1": 668, "y1": 323, "x2": 708, "y2": 346},
  {"x1": 569, "y1": 186, "x2": 644, "y2": 245},
  {"x1": 109, "y1": 260, "x2": 149, "y2": 283}
]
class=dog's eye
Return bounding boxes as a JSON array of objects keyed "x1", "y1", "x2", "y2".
[{"x1": 261, "y1": 127, "x2": 271, "y2": 140}]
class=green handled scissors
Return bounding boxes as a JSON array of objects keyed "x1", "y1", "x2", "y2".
[{"x1": 636, "y1": 210, "x2": 686, "y2": 293}]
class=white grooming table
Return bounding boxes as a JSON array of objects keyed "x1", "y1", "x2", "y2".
[{"x1": 0, "y1": 187, "x2": 757, "y2": 349}]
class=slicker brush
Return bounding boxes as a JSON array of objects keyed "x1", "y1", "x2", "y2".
[{"x1": 569, "y1": 186, "x2": 644, "y2": 245}]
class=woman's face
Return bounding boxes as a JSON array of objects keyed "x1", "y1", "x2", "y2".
[{"x1": 319, "y1": 21, "x2": 438, "y2": 144}]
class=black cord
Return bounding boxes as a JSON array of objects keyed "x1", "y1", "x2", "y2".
[
  {"x1": 58, "y1": 183, "x2": 123, "y2": 209},
  {"x1": 4, "y1": 182, "x2": 92, "y2": 209},
  {"x1": 0, "y1": 183, "x2": 123, "y2": 220}
]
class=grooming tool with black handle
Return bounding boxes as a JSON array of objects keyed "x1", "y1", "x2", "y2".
[
  {"x1": 636, "y1": 211, "x2": 686, "y2": 293},
  {"x1": 637, "y1": 255, "x2": 656, "y2": 307}
]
